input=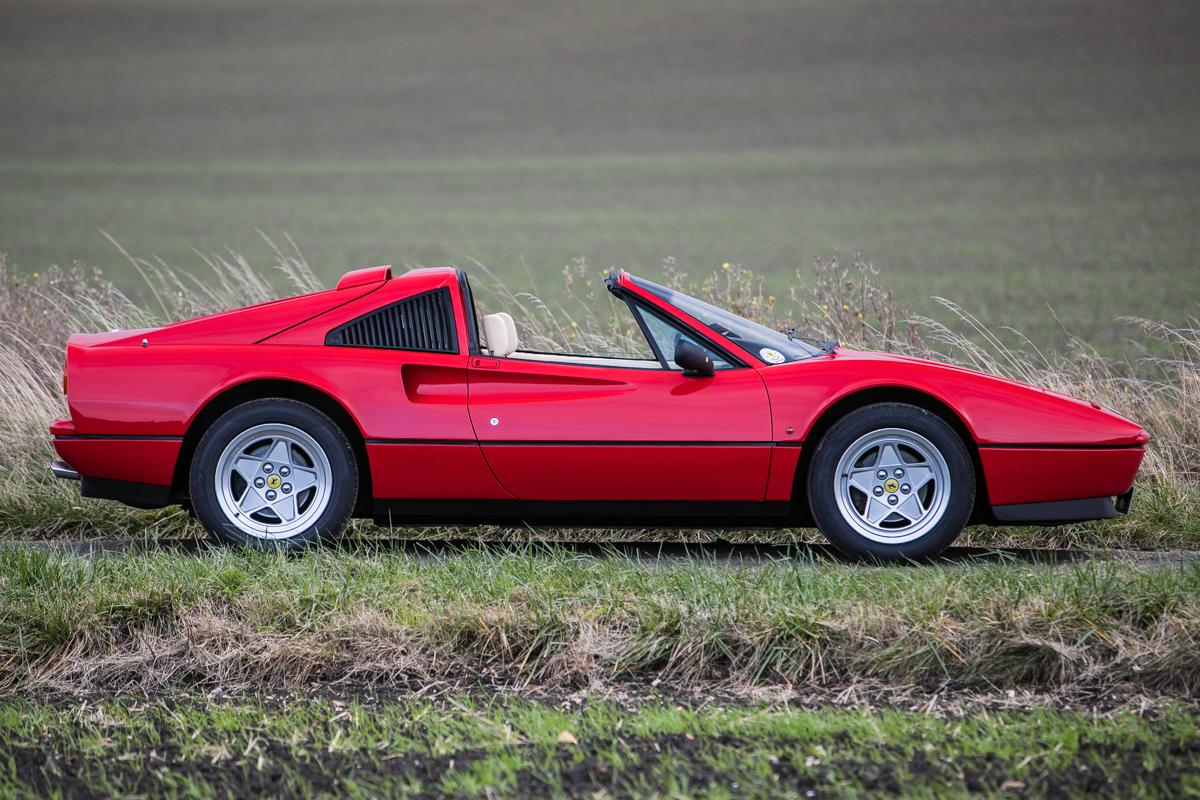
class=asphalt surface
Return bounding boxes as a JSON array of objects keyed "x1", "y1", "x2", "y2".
[{"x1": 2, "y1": 538, "x2": 1197, "y2": 569}]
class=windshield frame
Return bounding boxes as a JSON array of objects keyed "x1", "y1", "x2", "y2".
[{"x1": 621, "y1": 274, "x2": 822, "y2": 366}]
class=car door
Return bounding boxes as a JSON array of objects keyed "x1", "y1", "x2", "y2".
[{"x1": 465, "y1": 329, "x2": 773, "y2": 502}]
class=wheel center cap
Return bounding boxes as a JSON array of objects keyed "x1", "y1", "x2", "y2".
[
  {"x1": 884, "y1": 478, "x2": 899, "y2": 493},
  {"x1": 266, "y1": 474, "x2": 282, "y2": 490}
]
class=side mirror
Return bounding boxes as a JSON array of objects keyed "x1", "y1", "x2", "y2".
[{"x1": 674, "y1": 339, "x2": 715, "y2": 377}]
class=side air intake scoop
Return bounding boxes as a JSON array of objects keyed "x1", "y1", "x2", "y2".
[{"x1": 336, "y1": 265, "x2": 393, "y2": 290}]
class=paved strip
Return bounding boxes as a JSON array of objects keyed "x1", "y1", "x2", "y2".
[{"x1": 0, "y1": 537, "x2": 1196, "y2": 569}]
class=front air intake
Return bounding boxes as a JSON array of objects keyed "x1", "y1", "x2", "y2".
[{"x1": 325, "y1": 288, "x2": 457, "y2": 353}]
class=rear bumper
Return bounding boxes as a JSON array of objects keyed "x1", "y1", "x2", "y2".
[
  {"x1": 81, "y1": 477, "x2": 172, "y2": 509},
  {"x1": 50, "y1": 430, "x2": 180, "y2": 510},
  {"x1": 50, "y1": 435, "x2": 180, "y2": 487},
  {"x1": 48, "y1": 457, "x2": 171, "y2": 509}
]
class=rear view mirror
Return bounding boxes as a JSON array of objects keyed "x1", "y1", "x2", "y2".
[{"x1": 675, "y1": 339, "x2": 715, "y2": 377}]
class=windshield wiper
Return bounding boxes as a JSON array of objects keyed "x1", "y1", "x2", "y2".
[{"x1": 788, "y1": 328, "x2": 838, "y2": 354}]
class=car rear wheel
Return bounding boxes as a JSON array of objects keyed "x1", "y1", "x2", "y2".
[
  {"x1": 189, "y1": 399, "x2": 357, "y2": 549},
  {"x1": 807, "y1": 403, "x2": 974, "y2": 562}
]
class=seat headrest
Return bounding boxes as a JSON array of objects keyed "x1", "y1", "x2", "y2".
[{"x1": 482, "y1": 312, "x2": 518, "y2": 357}]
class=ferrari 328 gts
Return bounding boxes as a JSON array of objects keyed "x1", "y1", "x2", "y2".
[{"x1": 49, "y1": 266, "x2": 1148, "y2": 560}]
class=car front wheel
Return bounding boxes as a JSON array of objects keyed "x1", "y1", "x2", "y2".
[
  {"x1": 189, "y1": 399, "x2": 357, "y2": 549},
  {"x1": 807, "y1": 403, "x2": 974, "y2": 561}
]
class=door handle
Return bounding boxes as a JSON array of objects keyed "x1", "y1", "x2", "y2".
[{"x1": 471, "y1": 357, "x2": 501, "y2": 369}]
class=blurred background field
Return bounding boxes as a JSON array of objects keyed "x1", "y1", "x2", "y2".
[
  {"x1": 4, "y1": 6, "x2": 1200, "y2": 794},
  {"x1": 2, "y1": 0, "x2": 1199, "y2": 351}
]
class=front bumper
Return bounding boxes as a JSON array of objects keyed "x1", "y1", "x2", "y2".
[{"x1": 993, "y1": 487, "x2": 1134, "y2": 526}]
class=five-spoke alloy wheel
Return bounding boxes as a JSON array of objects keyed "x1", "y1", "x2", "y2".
[
  {"x1": 808, "y1": 403, "x2": 974, "y2": 561},
  {"x1": 190, "y1": 399, "x2": 357, "y2": 549}
]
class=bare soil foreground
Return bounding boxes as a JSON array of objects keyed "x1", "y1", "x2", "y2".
[
  {"x1": 2, "y1": 691, "x2": 1197, "y2": 799},
  {"x1": 0, "y1": 541, "x2": 1196, "y2": 797}
]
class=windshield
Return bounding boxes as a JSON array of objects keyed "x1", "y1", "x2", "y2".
[{"x1": 630, "y1": 276, "x2": 821, "y2": 364}]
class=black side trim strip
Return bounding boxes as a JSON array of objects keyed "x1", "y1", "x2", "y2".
[
  {"x1": 501, "y1": 354, "x2": 675, "y2": 372},
  {"x1": 54, "y1": 434, "x2": 183, "y2": 442},
  {"x1": 80, "y1": 477, "x2": 172, "y2": 509},
  {"x1": 374, "y1": 500, "x2": 792, "y2": 528},
  {"x1": 513, "y1": 347, "x2": 662, "y2": 364},
  {"x1": 365, "y1": 439, "x2": 792, "y2": 447},
  {"x1": 366, "y1": 438, "x2": 477, "y2": 446},
  {"x1": 992, "y1": 497, "x2": 1117, "y2": 525},
  {"x1": 978, "y1": 443, "x2": 1145, "y2": 451},
  {"x1": 483, "y1": 440, "x2": 776, "y2": 447}
]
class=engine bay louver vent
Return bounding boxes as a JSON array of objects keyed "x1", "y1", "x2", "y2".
[{"x1": 326, "y1": 288, "x2": 457, "y2": 353}]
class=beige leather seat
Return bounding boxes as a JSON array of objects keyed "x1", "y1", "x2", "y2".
[{"x1": 482, "y1": 312, "x2": 518, "y2": 357}]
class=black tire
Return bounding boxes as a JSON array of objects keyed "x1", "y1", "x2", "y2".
[
  {"x1": 807, "y1": 403, "x2": 974, "y2": 562},
  {"x1": 189, "y1": 399, "x2": 357, "y2": 550}
]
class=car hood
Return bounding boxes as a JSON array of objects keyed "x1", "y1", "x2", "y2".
[
  {"x1": 831, "y1": 348, "x2": 1117, "y2": 410},
  {"x1": 765, "y1": 347, "x2": 1148, "y2": 447}
]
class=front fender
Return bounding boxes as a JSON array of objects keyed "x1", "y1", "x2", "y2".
[{"x1": 761, "y1": 351, "x2": 1146, "y2": 447}]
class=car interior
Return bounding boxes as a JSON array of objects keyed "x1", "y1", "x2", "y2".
[
  {"x1": 480, "y1": 310, "x2": 663, "y2": 369},
  {"x1": 462, "y1": 267, "x2": 735, "y2": 372}
]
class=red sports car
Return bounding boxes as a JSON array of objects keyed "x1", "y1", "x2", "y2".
[{"x1": 49, "y1": 266, "x2": 1148, "y2": 560}]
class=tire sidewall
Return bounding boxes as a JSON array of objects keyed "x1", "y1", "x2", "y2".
[
  {"x1": 189, "y1": 399, "x2": 357, "y2": 549},
  {"x1": 807, "y1": 403, "x2": 974, "y2": 562}
]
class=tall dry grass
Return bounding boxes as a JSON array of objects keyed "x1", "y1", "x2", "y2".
[
  {"x1": 1, "y1": 243, "x2": 1196, "y2": 545},
  {"x1": 0, "y1": 235, "x2": 321, "y2": 536}
]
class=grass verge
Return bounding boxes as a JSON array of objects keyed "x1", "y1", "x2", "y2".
[{"x1": 1, "y1": 545, "x2": 1197, "y2": 698}]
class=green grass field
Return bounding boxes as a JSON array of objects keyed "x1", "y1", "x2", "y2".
[{"x1": 3, "y1": 0, "x2": 1199, "y2": 349}]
